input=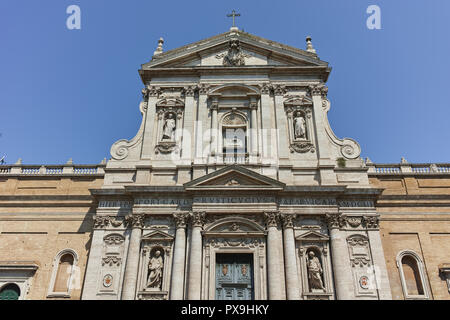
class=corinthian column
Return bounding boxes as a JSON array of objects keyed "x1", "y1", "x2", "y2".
[
  {"x1": 281, "y1": 214, "x2": 301, "y2": 300},
  {"x1": 121, "y1": 214, "x2": 144, "y2": 300},
  {"x1": 187, "y1": 211, "x2": 205, "y2": 300},
  {"x1": 170, "y1": 212, "x2": 188, "y2": 300},
  {"x1": 325, "y1": 213, "x2": 354, "y2": 300},
  {"x1": 264, "y1": 211, "x2": 286, "y2": 300}
]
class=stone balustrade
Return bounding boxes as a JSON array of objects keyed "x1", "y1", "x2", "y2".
[
  {"x1": 0, "y1": 164, "x2": 105, "y2": 176},
  {"x1": 367, "y1": 163, "x2": 450, "y2": 175}
]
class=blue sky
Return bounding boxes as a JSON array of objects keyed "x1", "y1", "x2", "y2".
[{"x1": 1, "y1": 0, "x2": 449, "y2": 165}]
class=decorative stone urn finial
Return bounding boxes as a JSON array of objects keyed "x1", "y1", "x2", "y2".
[
  {"x1": 401, "y1": 157, "x2": 408, "y2": 164},
  {"x1": 15, "y1": 158, "x2": 22, "y2": 165},
  {"x1": 66, "y1": 158, "x2": 73, "y2": 165},
  {"x1": 153, "y1": 37, "x2": 164, "y2": 57},
  {"x1": 306, "y1": 36, "x2": 316, "y2": 54}
]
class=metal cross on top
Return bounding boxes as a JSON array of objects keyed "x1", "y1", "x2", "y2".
[{"x1": 227, "y1": 10, "x2": 241, "y2": 28}]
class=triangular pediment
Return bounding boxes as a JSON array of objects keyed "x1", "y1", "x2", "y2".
[
  {"x1": 296, "y1": 230, "x2": 329, "y2": 241},
  {"x1": 184, "y1": 165, "x2": 285, "y2": 191},
  {"x1": 141, "y1": 230, "x2": 174, "y2": 241},
  {"x1": 142, "y1": 31, "x2": 329, "y2": 69}
]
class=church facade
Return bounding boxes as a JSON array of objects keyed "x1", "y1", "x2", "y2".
[{"x1": 0, "y1": 27, "x2": 449, "y2": 300}]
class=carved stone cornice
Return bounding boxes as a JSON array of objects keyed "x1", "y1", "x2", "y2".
[
  {"x1": 190, "y1": 211, "x2": 206, "y2": 227},
  {"x1": 125, "y1": 214, "x2": 145, "y2": 229},
  {"x1": 308, "y1": 84, "x2": 328, "y2": 97},
  {"x1": 325, "y1": 213, "x2": 345, "y2": 230},
  {"x1": 173, "y1": 212, "x2": 189, "y2": 229},
  {"x1": 362, "y1": 216, "x2": 380, "y2": 229},
  {"x1": 280, "y1": 214, "x2": 296, "y2": 229},
  {"x1": 264, "y1": 211, "x2": 280, "y2": 228},
  {"x1": 273, "y1": 84, "x2": 287, "y2": 96}
]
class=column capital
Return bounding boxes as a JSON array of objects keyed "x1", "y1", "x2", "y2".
[
  {"x1": 280, "y1": 213, "x2": 296, "y2": 229},
  {"x1": 184, "y1": 85, "x2": 196, "y2": 97},
  {"x1": 264, "y1": 211, "x2": 280, "y2": 228},
  {"x1": 147, "y1": 85, "x2": 161, "y2": 97},
  {"x1": 198, "y1": 84, "x2": 210, "y2": 95},
  {"x1": 125, "y1": 214, "x2": 145, "y2": 229},
  {"x1": 273, "y1": 84, "x2": 287, "y2": 96},
  {"x1": 93, "y1": 215, "x2": 110, "y2": 229},
  {"x1": 190, "y1": 211, "x2": 206, "y2": 227},
  {"x1": 325, "y1": 213, "x2": 345, "y2": 230},
  {"x1": 141, "y1": 87, "x2": 149, "y2": 99},
  {"x1": 259, "y1": 83, "x2": 272, "y2": 95},
  {"x1": 308, "y1": 84, "x2": 328, "y2": 97},
  {"x1": 173, "y1": 212, "x2": 189, "y2": 228},
  {"x1": 362, "y1": 216, "x2": 380, "y2": 229}
]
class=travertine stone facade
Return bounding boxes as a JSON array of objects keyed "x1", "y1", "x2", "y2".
[{"x1": 0, "y1": 28, "x2": 449, "y2": 300}]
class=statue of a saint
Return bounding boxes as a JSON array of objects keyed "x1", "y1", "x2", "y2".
[
  {"x1": 306, "y1": 251, "x2": 325, "y2": 291},
  {"x1": 294, "y1": 113, "x2": 306, "y2": 139},
  {"x1": 147, "y1": 250, "x2": 164, "y2": 289},
  {"x1": 162, "y1": 114, "x2": 176, "y2": 141}
]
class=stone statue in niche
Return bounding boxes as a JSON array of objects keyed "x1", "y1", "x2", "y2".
[
  {"x1": 147, "y1": 250, "x2": 164, "y2": 289},
  {"x1": 307, "y1": 251, "x2": 325, "y2": 291},
  {"x1": 162, "y1": 113, "x2": 176, "y2": 141},
  {"x1": 293, "y1": 112, "x2": 306, "y2": 139}
]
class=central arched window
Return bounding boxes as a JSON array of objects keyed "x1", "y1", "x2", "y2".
[
  {"x1": 221, "y1": 112, "x2": 248, "y2": 164},
  {"x1": 396, "y1": 250, "x2": 430, "y2": 299}
]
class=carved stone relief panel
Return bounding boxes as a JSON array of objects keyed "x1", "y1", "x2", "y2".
[
  {"x1": 98, "y1": 233, "x2": 126, "y2": 295},
  {"x1": 346, "y1": 234, "x2": 377, "y2": 297}
]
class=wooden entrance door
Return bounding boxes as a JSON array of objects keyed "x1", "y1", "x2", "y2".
[{"x1": 215, "y1": 253, "x2": 253, "y2": 300}]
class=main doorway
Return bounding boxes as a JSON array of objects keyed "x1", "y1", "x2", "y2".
[{"x1": 215, "y1": 253, "x2": 254, "y2": 300}]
